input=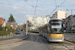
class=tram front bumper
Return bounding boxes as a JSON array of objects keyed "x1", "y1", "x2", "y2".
[{"x1": 48, "y1": 37, "x2": 64, "y2": 42}]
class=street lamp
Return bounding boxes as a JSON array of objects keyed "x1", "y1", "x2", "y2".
[{"x1": 25, "y1": 20, "x2": 29, "y2": 35}]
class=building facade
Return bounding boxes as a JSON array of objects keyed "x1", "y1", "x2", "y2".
[
  {"x1": 6, "y1": 22, "x2": 17, "y2": 30},
  {"x1": 28, "y1": 17, "x2": 50, "y2": 30},
  {"x1": 0, "y1": 17, "x2": 6, "y2": 27},
  {"x1": 63, "y1": 15, "x2": 75, "y2": 31},
  {"x1": 50, "y1": 10, "x2": 67, "y2": 19},
  {"x1": 0, "y1": 18, "x2": 5, "y2": 25}
]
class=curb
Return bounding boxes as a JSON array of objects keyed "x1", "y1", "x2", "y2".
[
  {"x1": 0, "y1": 35, "x2": 29, "y2": 45},
  {"x1": 64, "y1": 39, "x2": 75, "y2": 43},
  {"x1": 0, "y1": 34, "x2": 20, "y2": 39}
]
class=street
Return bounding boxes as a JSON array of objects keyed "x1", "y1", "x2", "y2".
[
  {"x1": 64, "y1": 34, "x2": 75, "y2": 41},
  {"x1": 0, "y1": 33, "x2": 75, "y2": 50},
  {"x1": 0, "y1": 0, "x2": 75, "y2": 50}
]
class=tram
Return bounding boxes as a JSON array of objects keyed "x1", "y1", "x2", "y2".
[{"x1": 39, "y1": 19, "x2": 64, "y2": 42}]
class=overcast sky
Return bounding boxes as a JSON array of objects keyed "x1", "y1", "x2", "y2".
[{"x1": 0, "y1": 0, "x2": 75, "y2": 25}]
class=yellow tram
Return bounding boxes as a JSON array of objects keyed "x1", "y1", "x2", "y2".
[{"x1": 39, "y1": 19, "x2": 64, "y2": 42}]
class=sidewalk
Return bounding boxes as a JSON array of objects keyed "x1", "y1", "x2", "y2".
[
  {"x1": 64, "y1": 34, "x2": 75, "y2": 42},
  {"x1": 0, "y1": 33, "x2": 19, "y2": 39},
  {"x1": 0, "y1": 35, "x2": 28, "y2": 45},
  {"x1": 0, "y1": 31, "x2": 29, "y2": 45}
]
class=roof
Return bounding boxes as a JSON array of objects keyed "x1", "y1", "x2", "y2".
[
  {"x1": 66, "y1": 15, "x2": 75, "y2": 19},
  {"x1": 0, "y1": 18, "x2": 4, "y2": 25},
  {"x1": 50, "y1": 19, "x2": 62, "y2": 21}
]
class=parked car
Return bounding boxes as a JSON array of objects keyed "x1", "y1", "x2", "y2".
[
  {"x1": 15, "y1": 30, "x2": 20, "y2": 34},
  {"x1": 21, "y1": 29, "x2": 23, "y2": 31}
]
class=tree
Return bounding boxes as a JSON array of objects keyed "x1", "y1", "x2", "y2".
[
  {"x1": 23, "y1": 24, "x2": 26, "y2": 31},
  {"x1": 7, "y1": 14, "x2": 15, "y2": 22},
  {"x1": 28, "y1": 21, "x2": 33, "y2": 27},
  {"x1": 0, "y1": 24, "x2": 2, "y2": 31}
]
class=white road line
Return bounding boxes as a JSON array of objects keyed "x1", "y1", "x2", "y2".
[{"x1": 0, "y1": 41, "x2": 23, "y2": 50}]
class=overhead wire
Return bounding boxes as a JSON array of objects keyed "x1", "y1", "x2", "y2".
[
  {"x1": 34, "y1": 0, "x2": 38, "y2": 17},
  {"x1": 24, "y1": 0, "x2": 38, "y2": 17},
  {"x1": 49, "y1": 0, "x2": 66, "y2": 15},
  {"x1": 55, "y1": 0, "x2": 57, "y2": 7},
  {"x1": 59, "y1": 0, "x2": 66, "y2": 7},
  {"x1": 24, "y1": 0, "x2": 34, "y2": 8},
  {"x1": 46, "y1": 0, "x2": 66, "y2": 24}
]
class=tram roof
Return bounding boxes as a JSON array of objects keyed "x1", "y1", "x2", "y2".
[{"x1": 50, "y1": 19, "x2": 62, "y2": 21}]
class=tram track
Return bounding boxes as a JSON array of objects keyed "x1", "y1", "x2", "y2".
[
  {"x1": 55, "y1": 40, "x2": 75, "y2": 50},
  {"x1": 64, "y1": 39, "x2": 75, "y2": 44},
  {"x1": 51, "y1": 42, "x2": 74, "y2": 50},
  {"x1": 36, "y1": 33, "x2": 71, "y2": 50},
  {"x1": 35, "y1": 35, "x2": 50, "y2": 50},
  {"x1": 38, "y1": 34, "x2": 75, "y2": 50},
  {"x1": 12, "y1": 33, "x2": 75, "y2": 50},
  {"x1": 63, "y1": 40, "x2": 75, "y2": 50}
]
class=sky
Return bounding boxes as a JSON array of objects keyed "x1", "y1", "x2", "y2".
[{"x1": 0, "y1": 0, "x2": 75, "y2": 25}]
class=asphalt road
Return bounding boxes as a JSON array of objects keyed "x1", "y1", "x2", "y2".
[
  {"x1": 0, "y1": 31, "x2": 26, "y2": 41},
  {"x1": 64, "y1": 34, "x2": 75, "y2": 41},
  {"x1": 1, "y1": 33, "x2": 75, "y2": 50}
]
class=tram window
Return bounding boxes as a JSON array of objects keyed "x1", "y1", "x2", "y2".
[
  {"x1": 51, "y1": 21, "x2": 60, "y2": 23},
  {"x1": 50, "y1": 20, "x2": 62, "y2": 25},
  {"x1": 51, "y1": 23, "x2": 61, "y2": 25},
  {"x1": 49, "y1": 27, "x2": 63, "y2": 33}
]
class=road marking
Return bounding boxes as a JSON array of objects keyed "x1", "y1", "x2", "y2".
[
  {"x1": 0, "y1": 41, "x2": 23, "y2": 50},
  {"x1": 0, "y1": 48, "x2": 11, "y2": 50}
]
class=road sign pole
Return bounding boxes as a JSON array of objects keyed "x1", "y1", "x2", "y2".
[{"x1": 25, "y1": 20, "x2": 28, "y2": 35}]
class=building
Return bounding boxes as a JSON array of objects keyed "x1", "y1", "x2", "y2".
[
  {"x1": 6, "y1": 22, "x2": 17, "y2": 30},
  {"x1": 63, "y1": 15, "x2": 75, "y2": 31},
  {"x1": 28, "y1": 17, "x2": 50, "y2": 30},
  {"x1": 0, "y1": 17, "x2": 6, "y2": 27},
  {"x1": 2, "y1": 21, "x2": 6, "y2": 27},
  {"x1": 0, "y1": 18, "x2": 4, "y2": 24},
  {"x1": 50, "y1": 10, "x2": 67, "y2": 19}
]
